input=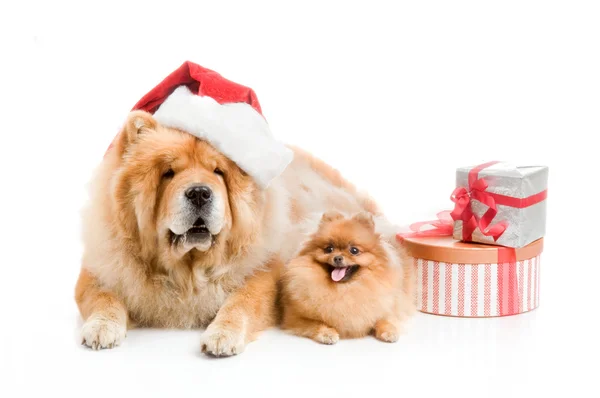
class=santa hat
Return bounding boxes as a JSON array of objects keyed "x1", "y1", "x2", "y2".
[{"x1": 130, "y1": 61, "x2": 293, "y2": 189}]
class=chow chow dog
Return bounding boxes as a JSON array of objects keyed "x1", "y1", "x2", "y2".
[{"x1": 75, "y1": 108, "x2": 411, "y2": 356}]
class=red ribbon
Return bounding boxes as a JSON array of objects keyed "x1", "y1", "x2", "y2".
[
  {"x1": 450, "y1": 161, "x2": 547, "y2": 242},
  {"x1": 497, "y1": 246, "x2": 521, "y2": 316},
  {"x1": 396, "y1": 211, "x2": 454, "y2": 242}
]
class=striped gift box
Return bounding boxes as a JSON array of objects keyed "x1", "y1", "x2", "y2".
[{"x1": 402, "y1": 237, "x2": 543, "y2": 317}]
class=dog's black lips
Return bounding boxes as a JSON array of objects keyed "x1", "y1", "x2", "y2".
[
  {"x1": 188, "y1": 217, "x2": 209, "y2": 234},
  {"x1": 326, "y1": 264, "x2": 359, "y2": 283},
  {"x1": 170, "y1": 217, "x2": 211, "y2": 245}
]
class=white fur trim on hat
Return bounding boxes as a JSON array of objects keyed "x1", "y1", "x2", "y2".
[{"x1": 153, "y1": 85, "x2": 293, "y2": 189}]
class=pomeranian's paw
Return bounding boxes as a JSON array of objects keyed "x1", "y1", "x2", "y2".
[
  {"x1": 81, "y1": 314, "x2": 126, "y2": 350},
  {"x1": 375, "y1": 321, "x2": 400, "y2": 343},
  {"x1": 200, "y1": 324, "x2": 246, "y2": 357},
  {"x1": 314, "y1": 326, "x2": 340, "y2": 345},
  {"x1": 377, "y1": 330, "x2": 399, "y2": 343}
]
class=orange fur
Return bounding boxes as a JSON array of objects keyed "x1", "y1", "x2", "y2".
[
  {"x1": 281, "y1": 213, "x2": 414, "y2": 343},
  {"x1": 201, "y1": 256, "x2": 284, "y2": 354},
  {"x1": 75, "y1": 268, "x2": 128, "y2": 327}
]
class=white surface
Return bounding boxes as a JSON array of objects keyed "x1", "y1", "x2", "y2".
[{"x1": 1, "y1": 1, "x2": 598, "y2": 397}]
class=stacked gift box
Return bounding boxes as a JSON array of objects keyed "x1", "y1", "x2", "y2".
[{"x1": 398, "y1": 161, "x2": 548, "y2": 317}]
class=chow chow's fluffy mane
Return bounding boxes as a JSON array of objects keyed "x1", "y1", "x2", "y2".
[{"x1": 83, "y1": 112, "x2": 268, "y2": 275}]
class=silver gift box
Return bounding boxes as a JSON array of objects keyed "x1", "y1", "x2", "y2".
[{"x1": 453, "y1": 162, "x2": 548, "y2": 248}]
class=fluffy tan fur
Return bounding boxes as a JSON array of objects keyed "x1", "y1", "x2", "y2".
[
  {"x1": 75, "y1": 110, "x2": 409, "y2": 355},
  {"x1": 281, "y1": 212, "x2": 415, "y2": 344}
]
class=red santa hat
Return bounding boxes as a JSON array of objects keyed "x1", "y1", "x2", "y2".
[{"x1": 130, "y1": 61, "x2": 293, "y2": 188}]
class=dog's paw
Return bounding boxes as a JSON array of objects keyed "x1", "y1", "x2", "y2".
[
  {"x1": 377, "y1": 330, "x2": 399, "y2": 343},
  {"x1": 81, "y1": 315, "x2": 126, "y2": 350},
  {"x1": 200, "y1": 325, "x2": 246, "y2": 357},
  {"x1": 375, "y1": 323, "x2": 400, "y2": 343},
  {"x1": 314, "y1": 327, "x2": 339, "y2": 345}
]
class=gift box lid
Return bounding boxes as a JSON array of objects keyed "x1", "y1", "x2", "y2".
[
  {"x1": 457, "y1": 163, "x2": 547, "y2": 178},
  {"x1": 456, "y1": 162, "x2": 549, "y2": 198},
  {"x1": 402, "y1": 236, "x2": 543, "y2": 264}
]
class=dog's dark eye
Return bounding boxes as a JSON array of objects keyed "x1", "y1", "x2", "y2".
[
  {"x1": 350, "y1": 247, "x2": 360, "y2": 255},
  {"x1": 214, "y1": 168, "x2": 224, "y2": 176},
  {"x1": 162, "y1": 169, "x2": 175, "y2": 179},
  {"x1": 324, "y1": 245, "x2": 334, "y2": 254}
]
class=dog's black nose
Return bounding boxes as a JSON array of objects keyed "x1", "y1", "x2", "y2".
[
  {"x1": 334, "y1": 256, "x2": 344, "y2": 264},
  {"x1": 185, "y1": 185, "x2": 212, "y2": 207}
]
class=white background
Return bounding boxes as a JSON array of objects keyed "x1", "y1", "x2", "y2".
[{"x1": 1, "y1": 1, "x2": 598, "y2": 397}]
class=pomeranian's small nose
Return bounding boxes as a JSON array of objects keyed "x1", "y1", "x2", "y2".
[{"x1": 334, "y1": 256, "x2": 344, "y2": 265}]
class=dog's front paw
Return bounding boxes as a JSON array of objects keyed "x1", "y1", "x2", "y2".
[
  {"x1": 200, "y1": 325, "x2": 246, "y2": 357},
  {"x1": 374, "y1": 321, "x2": 400, "y2": 343},
  {"x1": 377, "y1": 330, "x2": 399, "y2": 343},
  {"x1": 314, "y1": 327, "x2": 339, "y2": 345},
  {"x1": 81, "y1": 314, "x2": 126, "y2": 350}
]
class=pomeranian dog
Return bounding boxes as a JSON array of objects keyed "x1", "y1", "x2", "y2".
[{"x1": 280, "y1": 211, "x2": 415, "y2": 344}]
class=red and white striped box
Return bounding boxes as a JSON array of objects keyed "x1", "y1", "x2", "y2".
[{"x1": 402, "y1": 236, "x2": 543, "y2": 317}]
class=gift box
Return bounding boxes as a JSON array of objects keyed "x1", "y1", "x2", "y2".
[
  {"x1": 451, "y1": 161, "x2": 548, "y2": 248},
  {"x1": 402, "y1": 235, "x2": 543, "y2": 317}
]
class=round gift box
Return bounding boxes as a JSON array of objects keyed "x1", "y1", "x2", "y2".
[{"x1": 402, "y1": 237, "x2": 543, "y2": 317}]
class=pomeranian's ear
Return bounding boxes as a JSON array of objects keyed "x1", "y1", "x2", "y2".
[
  {"x1": 352, "y1": 212, "x2": 375, "y2": 230},
  {"x1": 321, "y1": 211, "x2": 344, "y2": 224}
]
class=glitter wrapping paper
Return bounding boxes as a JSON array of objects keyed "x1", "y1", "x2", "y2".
[{"x1": 452, "y1": 162, "x2": 548, "y2": 248}]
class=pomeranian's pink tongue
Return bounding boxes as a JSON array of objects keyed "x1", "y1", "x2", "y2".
[{"x1": 331, "y1": 267, "x2": 348, "y2": 282}]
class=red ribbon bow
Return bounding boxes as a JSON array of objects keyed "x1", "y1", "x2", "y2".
[
  {"x1": 396, "y1": 211, "x2": 454, "y2": 242},
  {"x1": 450, "y1": 161, "x2": 548, "y2": 242},
  {"x1": 450, "y1": 161, "x2": 509, "y2": 241}
]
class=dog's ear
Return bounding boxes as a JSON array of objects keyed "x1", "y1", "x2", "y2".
[
  {"x1": 122, "y1": 111, "x2": 157, "y2": 146},
  {"x1": 352, "y1": 212, "x2": 375, "y2": 230},
  {"x1": 108, "y1": 111, "x2": 158, "y2": 159},
  {"x1": 321, "y1": 211, "x2": 344, "y2": 224}
]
